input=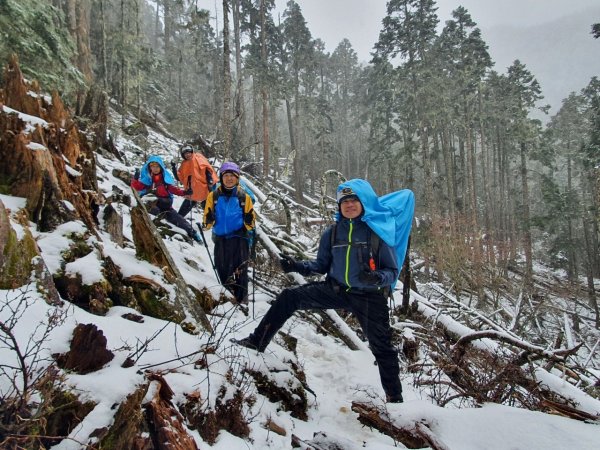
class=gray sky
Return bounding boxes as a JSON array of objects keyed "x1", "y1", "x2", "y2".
[
  {"x1": 266, "y1": 0, "x2": 600, "y2": 62},
  {"x1": 206, "y1": 0, "x2": 600, "y2": 114}
]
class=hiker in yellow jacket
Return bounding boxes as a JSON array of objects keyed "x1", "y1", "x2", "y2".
[{"x1": 204, "y1": 162, "x2": 255, "y2": 304}]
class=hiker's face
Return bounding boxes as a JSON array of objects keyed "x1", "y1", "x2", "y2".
[
  {"x1": 340, "y1": 197, "x2": 362, "y2": 219},
  {"x1": 222, "y1": 172, "x2": 238, "y2": 188},
  {"x1": 183, "y1": 152, "x2": 192, "y2": 160},
  {"x1": 149, "y1": 163, "x2": 161, "y2": 174}
]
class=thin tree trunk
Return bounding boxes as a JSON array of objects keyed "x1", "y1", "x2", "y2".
[
  {"x1": 520, "y1": 141, "x2": 533, "y2": 290},
  {"x1": 164, "y1": 0, "x2": 172, "y2": 85},
  {"x1": 293, "y1": 80, "x2": 303, "y2": 202},
  {"x1": 233, "y1": 0, "x2": 246, "y2": 149},
  {"x1": 421, "y1": 124, "x2": 434, "y2": 213},
  {"x1": 566, "y1": 154, "x2": 577, "y2": 282},
  {"x1": 582, "y1": 216, "x2": 599, "y2": 328},
  {"x1": 478, "y1": 88, "x2": 494, "y2": 266},
  {"x1": 221, "y1": 0, "x2": 232, "y2": 159},
  {"x1": 285, "y1": 97, "x2": 299, "y2": 200},
  {"x1": 260, "y1": 0, "x2": 269, "y2": 177},
  {"x1": 135, "y1": 0, "x2": 141, "y2": 117},
  {"x1": 98, "y1": 0, "x2": 108, "y2": 88},
  {"x1": 120, "y1": 0, "x2": 127, "y2": 128},
  {"x1": 441, "y1": 126, "x2": 455, "y2": 218},
  {"x1": 154, "y1": 0, "x2": 160, "y2": 48},
  {"x1": 252, "y1": 76, "x2": 261, "y2": 160}
]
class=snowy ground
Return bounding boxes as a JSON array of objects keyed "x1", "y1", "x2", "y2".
[
  {"x1": 2, "y1": 185, "x2": 599, "y2": 449},
  {"x1": 1, "y1": 119, "x2": 599, "y2": 448}
]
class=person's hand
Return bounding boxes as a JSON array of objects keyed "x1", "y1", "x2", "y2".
[
  {"x1": 279, "y1": 254, "x2": 298, "y2": 273},
  {"x1": 183, "y1": 188, "x2": 193, "y2": 196},
  {"x1": 170, "y1": 162, "x2": 179, "y2": 180},
  {"x1": 133, "y1": 168, "x2": 140, "y2": 180},
  {"x1": 358, "y1": 270, "x2": 383, "y2": 285},
  {"x1": 244, "y1": 211, "x2": 253, "y2": 226},
  {"x1": 204, "y1": 209, "x2": 215, "y2": 225}
]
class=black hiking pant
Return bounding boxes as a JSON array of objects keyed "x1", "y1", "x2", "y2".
[
  {"x1": 214, "y1": 235, "x2": 249, "y2": 303},
  {"x1": 177, "y1": 199, "x2": 197, "y2": 217},
  {"x1": 178, "y1": 199, "x2": 206, "y2": 218},
  {"x1": 247, "y1": 281, "x2": 402, "y2": 399},
  {"x1": 150, "y1": 201, "x2": 194, "y2": 237}
]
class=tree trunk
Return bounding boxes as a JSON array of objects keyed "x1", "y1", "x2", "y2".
[
  {"x1": 233, "y1": 0, "x2": 246, "y2": 151},
  {"x1": 566, "y1": 154, "x2": 577, "y2": 282},
  {"x1": 154, "y1": 0, "x2": 160, "y2": 49},
  {"x1": 221, "y1": 0, "x2": 232, "y2": 159},
  {"x1": 519, "y1": 141, "x2": 533, "y2": 290},
  {"x1": 98, "y1": 0, "x2": 108, "y2": 88},
  {"x1": 285, "y1": 97, "x2": 299, "y2": 199},
  {"x1": 582, "y1": 216, "x2": 600, "y2": 328},
  {"x1": 63, "y1": 0, "x2": 94, "y2": 82},
  {"x1": 163, "y1": 0, "x2": 173, "y2": 85},
  {"x1": 441, "y1": 126, "x2": 455, "y2": 218},
  {"x1": 260, "y1": 0, "x2": 270, "y2": 177},
  {"x1": 120, "y1": 0, "x2": 127, "y2": 129},
  {"x1": 478, "y1": 88, "x2": 495, "y2": 266}
]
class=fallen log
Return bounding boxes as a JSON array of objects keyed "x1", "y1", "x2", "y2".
[
  {"x1": 541, "y1": 398, "x2": 600, "y2": 422},
  {"x1": 351, "y1": 401, "x2": 451, "y2": 450}
]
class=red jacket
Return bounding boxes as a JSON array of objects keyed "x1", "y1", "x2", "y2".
[{"x1": 131, "y1": 173, "x2": 186, "y2": 198}]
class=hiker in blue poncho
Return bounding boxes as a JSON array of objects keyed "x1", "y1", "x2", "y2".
[
  {"x1": 234, "y1": 179, "x2": 415, "y2": 404},
  {"x1": 131, "y1": 155, "x2": 202, "y2": 243}
]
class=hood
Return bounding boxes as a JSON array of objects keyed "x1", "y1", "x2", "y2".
[{"x1": 139, "y1": 155, "x2": 176, "y2": 186}]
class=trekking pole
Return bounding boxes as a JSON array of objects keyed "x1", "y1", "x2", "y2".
[
  {"x1": 187, "y1": 175, "x2": 193, "y2": 230},
  {"x1": 400, "y1": 236, "x2": 412, "y2": 314},
  {"x1": 250, "y1": 231, "x2": 257, "y2": 318},
  {"x1": 196, "y1": 222, "x2": 220, "y2": 283}
]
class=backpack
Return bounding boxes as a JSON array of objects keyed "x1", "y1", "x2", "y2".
[
  {"x1": 212, "y1": 180, "x2": 256, "y2": 206},
  {"x1": 212, "y1": 186, "x2": 248, "y2": 210},
  {"x1": 212, "y1": 185, "x2": 255, "y2": 249},
  {"x1": 329, "y1": 222, "x2": 411, "y2": 302},
  {"x1": 329, "y1": 222, "x2": 381, "y2": 269}
]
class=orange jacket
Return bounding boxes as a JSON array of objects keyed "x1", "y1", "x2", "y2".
[{"x1": 177, "y1": 153, "x2": 218, "y2": 202}]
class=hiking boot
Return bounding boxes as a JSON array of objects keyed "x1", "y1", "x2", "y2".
[
  {"x1": 231, "y1": 336, "x2": 262, "y2": 352},
  {"x1": 386, "y1": 393, "x2": 404, "y2": 403}
]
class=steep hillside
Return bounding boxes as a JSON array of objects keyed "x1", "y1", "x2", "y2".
[{"x1": 1, "y1": 59, "x2": 599, "y2": 449}]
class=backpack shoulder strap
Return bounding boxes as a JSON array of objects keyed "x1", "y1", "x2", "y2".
[
  {"x1": 370, "y1": 230, "x2": 380, "y2": 259},
  {"x1": 329, "y1": 222, "x2": 337, "y2": 249},
  {"x1": 237, "y1": 188, "x2": 247, "y2": 208},
  {"x1": 212, "y1": 187, "x2": 248, "y2": 210}
]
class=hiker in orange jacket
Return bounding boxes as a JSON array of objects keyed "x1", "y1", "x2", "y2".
[{"x1": 172, "y1": 145, "x2": 218, "y2": 217}]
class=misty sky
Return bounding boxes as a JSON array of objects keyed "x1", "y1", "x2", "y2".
[
  {"x1": 264, "y1": 0, "x2": 600, "y2": 62},
  {"x1": 205, "y1": 0, "x2": 600, "y2": 115}
]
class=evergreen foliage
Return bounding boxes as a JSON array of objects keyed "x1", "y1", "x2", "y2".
[{"x1": 0, "y1": 0, "x2": 84, "y2": 92}]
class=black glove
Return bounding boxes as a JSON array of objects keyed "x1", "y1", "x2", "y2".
[
  {"x1": 183, "y1": 188, "x2": 193, "y2": 196},
  {"x1": 244, "y1": 210, "x2": 254, "y2": 226},
  {"x1": 358, "y1": 269, "x2": 383, "y2": 285},
  {"x1": 204, "y1": 209, "x2": 215, "y2": 225},
  {"x1": 206, "y1": 169, "x2": 214, "y2": 187},
  {"x1": 280, "y1": 254, "x2": 299, "y2": 273},
  {"x1": 171, "y1": 162, "x2": 179, "y2": 181},
  {"x1": 133, "y1": 168, "x2": 140, "y2": 180}
]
